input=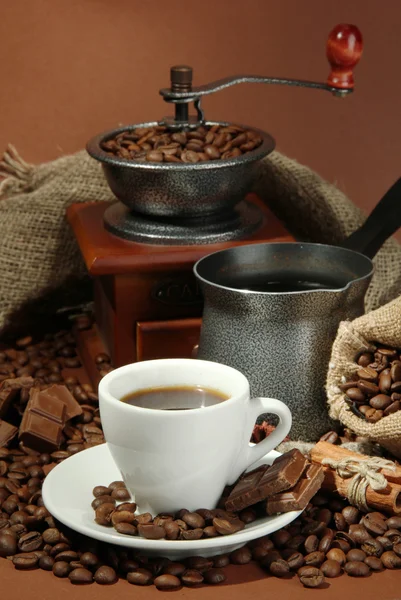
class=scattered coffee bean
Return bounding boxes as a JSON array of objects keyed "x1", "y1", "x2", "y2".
[
  {"x1": 298, "y1": 566, "x2": 325, "y2": 588},
  {"x1": 203, "y1": 568, "x2": 227, "y2": 584},
  {"x1": 154, "y1": 574, "x2": 181, "y2": 590},
  {"x1": 68, "y1": 567, "x2": 93, "y2": 584},
  {"x1": 344, "y1": 560, "x2": 370, "y2": 577},
  {"x1": 127, "y1": 568, "x2": 153, "y2": 585},
  {"x1": 321, "y1": 559, "x2": 341, "y2": 577},
  {"x1": 12, "y1": 552, "x2": 39, "y2": 569},
  {"x1": 181, "y1": 569, "x2": 204, "y2": 586},
  {"x1": 93, "y1": 565, "x2": 117, "y2": 584},
  {"x1": 381, "y1": 550, "x2": 401, "y2": 569}
]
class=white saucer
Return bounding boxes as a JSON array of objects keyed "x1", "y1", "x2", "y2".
[{"x1": 42, "y1": 443, "x2": 301, "y2": 559}]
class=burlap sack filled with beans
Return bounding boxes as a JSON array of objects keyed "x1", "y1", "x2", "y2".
[
  {"x1": 0, "y1": 143, "x2": 400, "y2": 335},
  {"x1": 326, "y1": 296, "x2": 401, "y2": 458}
]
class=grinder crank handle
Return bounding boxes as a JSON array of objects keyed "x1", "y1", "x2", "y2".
[
  {"x1": 161, "y1": 24, "x2": 363, "y2": 103},
  {"x1": 341, "y1": 177, "x2": 401, "y2": 259}
]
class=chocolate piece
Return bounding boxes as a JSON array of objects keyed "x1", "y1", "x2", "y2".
[
  {"x1": 0, "y1": 377, "x2": 34, "y2": 417},
  {"x1": 41, "y1": 385, "x2": 82, "y2": 420},
  {"x1": 28, "y1": 388, "x2": 66, "y2": 424},
  {"x1": 225, "y1": 449, "x2": 308, "y2": 512},
  {"x1": 18, "y1": 387, "x2": 67, "y2": 453},
  {"x1": 266, "y1": 464, "x2": 324, "y2": 515},
  {"x1": 19, "y1": 413, "x2": 63, "y2": 453},
  {"x1": 0, "y1": 419, "x2": 18, "y2": 446}
]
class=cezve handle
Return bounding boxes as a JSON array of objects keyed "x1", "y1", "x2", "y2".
[{"x1": 341, "y1": 178, "x2": 401, "y2": 259}]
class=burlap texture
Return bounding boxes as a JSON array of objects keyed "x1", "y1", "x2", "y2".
[
  {"x1": 326, "y1": 295, "x2": 401, "y2": 458},
  {"x1": 0, "y1": 144, "x2": 400, "y2": 336},
  {"x1": 0, "y1": 146, "x2": 114, "y2": 335}
]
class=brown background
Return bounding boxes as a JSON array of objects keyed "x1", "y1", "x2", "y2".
[{"x1": 0, "y1": 0, "x2": 400, "y2": 220}]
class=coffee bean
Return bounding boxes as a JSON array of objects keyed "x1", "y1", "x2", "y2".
[
  {"x1": 381, "y1": 550, "x2": 401, "y2": 569},
  {"x1": 137, "y1": 524, "x2": 165, "y2": 539},
  {"x1": 69, "y1": 567, "x2": 93, "y2": 584},
  {"x1": 182, "y1": 511, "x2": 205, "y2": 529},
  {"x1": 54, "y1": 550, "x2": 79, "y2": 562},
  {"x1": 348, "y1": 524, "x2": 372, "y2": 544},
  {"x1": 326, "y1": 548, "x2": 346, "y2": 565},
  {"x1": 18, "y1": 531, "x2": 43, "y2": 552},
  {"x1": 321, "y1": 559, "x2": 341, "y2": 577},
  {"x1": 114, "y1": 522, "x2": 138, "y2": 536},
  {"x1": 298, "y1": 566, "x2": 324, "y2": 588},
  {"x1": 0, "y1": 532, "x2": 17, "y2": 556},
  {"x1": 238, "y1": 508, "x2": 257, "y2": 524},
  {"x1": 181, "y1": 569, "x2": 204, "y2": 586},
  {"x1": 363, "y1": 512, "x2": 387, "y2": 536},
  {"x1": 212, "y1": 554, "x2": 230, "y2": 568},
  {"x1": 50, "y1": 542, "x2": 70, "y2": 557},
  {"x1": 342, "y1": 506, "x2": 360, "y2": 525},
  {"x1": 181, "y1": 528, "x2": 203, "y2": 540},
  {"x1": 357, "y1": 367, "x2": 378, "y2": 381},
  {"x1": 134, "y1": 512, "x2": 153, "y2": 525},
  {"x1": 387, "y1": 516, "x2": 401, "y2": 529},
  {"x1": 164, "y1": 520, "x2": 180, "y2": 540},
  {"x1": 230, "y1": 546, "x2": 252, "y2": 565},
  {"x1": 94, "y1": 565, "x2": 117, "y2": 584},
  {"x1": 213, "y1": 516, "x2": 244, "y2": 535},
  {"x1": 163, "y1": 562, "x2": 186, "y2": 577},
  {"x1": 334, "y1": 512, "x2": 347, "y2": 531},
  {"x1": 91, "y1": 495, "x2": 115, "y2": 510},
  {"x1": 344, "y1": 560, "x2": 370, "y2": 577},
  {"x1": 203, "y1": 568, "x2": 226, "y2": 584},
  {"x1": 186, "y1": 556, "x2": 213, "y2": 572},
  {"x1": 379, "y1": 370, "x2": 392, "y2": 393},
  {"x1": 346, "y1": 388, "x2": 366, "y2": 403},
  {"x1": 111, "y1": 510, "x2": 136, "y2": 526},
  {"x1": 318, "y1": 529, "x2": 334, "y2": 553},
  {"x1": 269, "y1": 559, "x2": 289, "y2": 577},
  {"x1": 13, "y1": 552, "x2": 39, "y2": 569},
  {"x1": 273, "y1": 529, "x2": 291, "y2": 547},
  {"x1": 79, "y1": 552, "x2": 99, "y2": 568},
  {"x1": 93, "y1": 485, "x2": 110, "y2": 498},
  {"x1": 391, "y1": 361, "x2": 401, "y2": 382},
  {"x1": 304, "y1": 535, "x2": 319, "y2": 553},
  {"x1": 39, "y1": 555, "x2": 54, "y2": 570},
  {"x1": 127, "y1": 569, "x2": 153, "y2": 585},
  {"x1": 154, "y1": 574, "x2": 181, "y2": 590},
  {"x1": 369, "y1": 394, "x2": 392, "y2": 410},
  {"x1": 94, "y1": 503, "x2": 115, "y2": 526},
  {"x1": 347, "y1": 548, "x2": 367, "y2": 562},
  {"x1": 361, "y1": 538, "x2": 383, "y2": 557},
  {"x1": 304, "y1": 551, "x2": 326, "y2": 567},
  {"x1": 358, "y1": 381, "x2": 380, "y2": 396},
  {"x1": 364, "y1": 556, "x2": 384, "y2": 571},
  {"x1": 386, "y1": 528, "x2": 401, "y2": 544},
  {"x1": 376, "y1": 535, "x2": 393, "y2": 551}
]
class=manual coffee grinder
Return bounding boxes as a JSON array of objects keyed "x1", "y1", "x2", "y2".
[{"x1": 67, "y1": 23, "x2": 362, "y2": 379}]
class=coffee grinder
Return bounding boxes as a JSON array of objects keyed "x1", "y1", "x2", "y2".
[{"x1": 67, "y1": 24, "x2": 362, "y2": 383}]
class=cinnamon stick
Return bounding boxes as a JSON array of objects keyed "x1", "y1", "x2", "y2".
[{"x1": 310, "y1": 441, "x2": 401, "y2": 515}]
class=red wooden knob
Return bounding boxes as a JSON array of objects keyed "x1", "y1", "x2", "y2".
[{"x1": 327, "y1": 24, "x2": 363, "y2": 89}]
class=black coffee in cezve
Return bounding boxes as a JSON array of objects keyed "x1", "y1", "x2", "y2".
[{"x1": 120, "y1": 385, "x2": 230, "y2": 410}]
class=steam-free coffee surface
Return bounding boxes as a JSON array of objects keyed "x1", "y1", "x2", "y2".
[{"x1": 120, "y1": 385, "x2": 229, "y2": 410}]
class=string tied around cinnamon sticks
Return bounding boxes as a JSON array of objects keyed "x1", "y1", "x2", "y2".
[{"x1": 322, "y1": 455, "x2": 396, "y2": 512}]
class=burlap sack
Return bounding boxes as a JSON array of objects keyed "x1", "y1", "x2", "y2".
[
  {"x1": 326, "y1": 295, "x2": 401, "y2": 458},
  {"x1": 0, "y1": 144, "x2": 400, "y2": 336},
  {"x1": 0, "y1": 146, "x2": 114, "y2": 337}
]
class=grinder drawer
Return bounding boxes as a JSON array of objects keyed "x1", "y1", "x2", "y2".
[{"x1": 136, "y1": 318, "x2": 201, "y2": 361}]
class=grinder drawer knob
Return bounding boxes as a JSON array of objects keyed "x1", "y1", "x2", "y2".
[{"x1": 327, "y1": 24, "x2": 363, "y2": 90}]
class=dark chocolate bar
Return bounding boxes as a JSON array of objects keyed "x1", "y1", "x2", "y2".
[
  {"x1": 0, "y1": 419, "x2": 18, "y2": 447},
  {"x1": 19, "y1": 413, "x2": 63, "y2": 453},
  {"x1": 266, "y1": 463, "x2": 324, "y2": 515},
  {"x1": 40, "y1": 385, "x2": 82, "y2": 420},
  {"x1": 225, "y1": 449, "x2": 308, "y2": 512},
  {"x1": 18, "y1": 387, "x2": 67, "y2": 453}
]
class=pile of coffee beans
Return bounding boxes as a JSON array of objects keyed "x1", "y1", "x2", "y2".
[
  {"x1": 341, "y1": 345, "x2": 401, "y2": 422},
  {"x1": 1, "y1": 324, "x2": 401, "y2": 590},
  {"x1": 91, "y1": 481, "x2": 251, "y2": 540},
  {"x1": 100, "y1": 124, "x2": 263, "y2": 163}
]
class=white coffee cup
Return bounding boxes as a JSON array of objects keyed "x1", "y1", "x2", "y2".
[{"x1": 99, "y1": 358, "x2": 291, "y2": 515}]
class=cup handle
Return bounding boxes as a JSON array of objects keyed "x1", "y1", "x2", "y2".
[{"x1": 228, "y1": 398, "x2": 292, "y2": 484}]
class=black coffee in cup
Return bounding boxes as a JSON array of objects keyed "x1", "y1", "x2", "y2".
[{"x1": 120, "y1": 385, "x2": 229, "y2": 410}]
